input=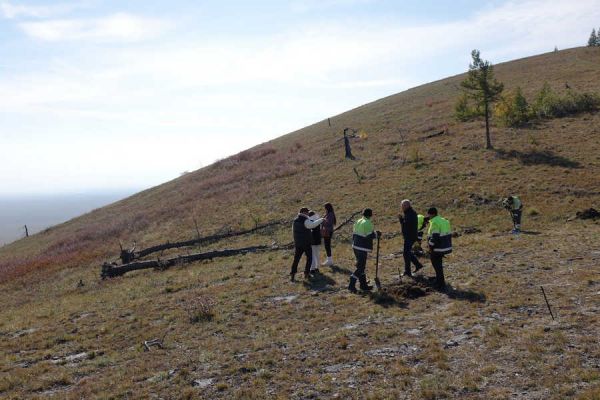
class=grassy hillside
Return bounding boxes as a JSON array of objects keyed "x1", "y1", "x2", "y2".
[{"x1": 1, "y1": 47, "x2": 599, "y2": 399}]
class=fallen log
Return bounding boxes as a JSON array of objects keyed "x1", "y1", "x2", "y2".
[
  {"x1": 420, "y1": 125, "x2": 449, "y2": 141},
  {"x1": 143, "y1": 339, "x2": 163, "y2": 352},
  {"x1": 333, "y1": 210, "x2": 362, "y2": 233},
  {"x1": 126, "y1": 211, "x2": 360, "y2": 263},
  {"x1": 102, "y1": 245, "x2": 275, "y2": 279},
  {"x1": 128, "y1": 220, "x2": 286, "y2": 262},
  {"x1": 103, "y1": 211, "x2": 362, "y2": 279}
]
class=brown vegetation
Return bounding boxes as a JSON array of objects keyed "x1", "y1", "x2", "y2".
[{"x1": 1, "y1": 47, "x2": 599, "y2": 399}]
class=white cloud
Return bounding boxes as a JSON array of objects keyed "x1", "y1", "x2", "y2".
[
  {"x1": 471, "y1": 0, "x2": 600, "y2": 58},
  {"x1": 2, "y1": 0, "x2": 600, "y2": 194},
  {"x1": 18, "y1": 12, "x2": 170, "y2": 42},
  {"x1": 290, "y1": 0, "x2": 374, "y2": 13},
  {"x1": 0, "y1": 1, "x2": 80, "y2": 19},
  {"x1": 4, "y1": 0, "x2": 600, "y2": 116}
]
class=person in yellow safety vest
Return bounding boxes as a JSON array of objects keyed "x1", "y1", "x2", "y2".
[
  {"x1": 502, "y1": 195, "x2": 523, "y2": 234},
  {"x1": 426, "y1": 207, "x2": 452, "y2": 291},
  {"x1": 349, "y1": 208, "x2": 381, "y2": 293}
]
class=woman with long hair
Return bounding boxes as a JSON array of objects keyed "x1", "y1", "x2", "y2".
[{"x1": 321, "y1": 202, "x2": 337, "y2": 266}]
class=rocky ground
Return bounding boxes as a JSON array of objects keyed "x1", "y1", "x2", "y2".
[
  {"x1": 1, "y1": 220, "x2": 599, "y2": 399},
  {"x1": 1, "y1": 47, "x2": 600, "y2": 399}
]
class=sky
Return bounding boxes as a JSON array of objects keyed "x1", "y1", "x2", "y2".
[{"x1": 1, "y1": 0, "x2": 599, "y2": 195}]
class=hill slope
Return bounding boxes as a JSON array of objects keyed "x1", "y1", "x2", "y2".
[{"x1": 1, "y1": 47, "x2": 599, "y2": 399}]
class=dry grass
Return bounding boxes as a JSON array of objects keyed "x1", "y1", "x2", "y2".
[{"x1": 0, "y1": 47, "x2": 599, "y2": 399}]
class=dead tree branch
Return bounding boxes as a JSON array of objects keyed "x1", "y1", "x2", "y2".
[
  {"x1": 128, "y1": 220, "x2": 286, "y2": 261},
  {"x1": 103, "y1": 211, "x2": 362, "y2": 279},
  {"x1": 143, "y1": 338, "x2": 164, "y2": 352},
  {"x1": 333, "y1": 210, "x2": 362, "y2": 233},
  {"x1": 103, "y1": 245, "x2": 275, "y2": 279},
  {"x1": 540, "y1": 286, "x2": 555, "y2": 320}
]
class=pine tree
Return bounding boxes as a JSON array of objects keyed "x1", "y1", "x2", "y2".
[
  {"x1": 588, "y1": 29, "x2": 598, "y2": 47},
  {"x1": 460, "y1": 50, "x2": 504, "y2": 149},
  {"x1": 454, "y1": 93, "x2": 473, "y2": 122},
  {"x1": 512, "y1": 87, "x2": 530, "y2": 126}
]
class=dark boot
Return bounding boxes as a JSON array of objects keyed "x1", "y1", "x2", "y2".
[
  {"x1": 290, "y1": 273, "x2": 295, "y2": 282},
  {"x1": 359, "y1": 275, "x2": 373, "y2": 291},
  {"x1": 348, "y1": 275, "x2": 358, "y2": 293}
]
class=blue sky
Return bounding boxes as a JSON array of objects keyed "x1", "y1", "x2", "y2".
[{"x1": 1, "y1": 0, "x2": 599, "y2": 195}]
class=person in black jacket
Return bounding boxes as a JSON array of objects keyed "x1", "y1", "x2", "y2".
[
  {"x1": 290, "y1": 207, "x2": 323, "y2": 282},
  {"x1": 398, "y1": 200, "x2": 424, "y2": 276}
]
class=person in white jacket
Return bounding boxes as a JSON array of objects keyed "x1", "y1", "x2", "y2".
[
  {"x1": 290, "y1": 207, "x2": 324, "y2": 281},
  {"x1": 308, "y1": 211, "x2": 323, "y2": 274}
]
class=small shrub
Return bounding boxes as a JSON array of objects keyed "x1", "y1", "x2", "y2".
[
  {"x1": 566, "y1": 91, "x2": 600, "y2": 113},
  {"x1": 409, "y1": 146, "x2": 421, "y2": 164},
  {"x1": 532, "y1": 83, "x2": 600, "y2": 119},
  {"x1": 527, "y1": 207, "x2": 540, "y2": 216},
  {"x1": 528, "y1": 134, "x2": 539, "y2": 145},
  {"x1": 419, "y1": 375, "x2": 450, "y2": 400},
  {"x1": 495, "y1": 87, "x2": 531, "y2": 127},
  {"x1": 234, "y1": 147, "x2": 277, "y2": 162},
  {"x1": 184, "y1": 295, "x2": 216, "y2": 323},
  {"x1": 336, "y1": 335, "x2": 349, "y2": 349},
  {"x1": 216, "y1": 382, "x2": 229, "y2": 391},
  {"x1": 486, "y1": 324, "x2": 507, "y2": 337},
  {"x1": 454, "y1": 93, "x2": 481, "y2": 122},
  {"x1": 532, "y1": 83, "x2": 560, "y2": 119}
]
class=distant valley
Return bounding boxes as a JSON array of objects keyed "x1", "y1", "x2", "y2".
[{"x1": 0, "y1": 191, "x2": 135, "y2": 246}]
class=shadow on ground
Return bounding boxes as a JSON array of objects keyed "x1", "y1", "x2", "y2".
[
  {"x1": 491, "y1": 230, "x2": 542, "y2": 237},
  {"x1": 303, "y1": 272, "x2": 337, "y2": 292},
  {"x1": 328, "y1": 264, "x2": 353, "y2": 275},
  {"x1": 413, "y1": 275, "x2": 486, "y2": 303},
  {"x1": 494, "y1": 149, "x2": 581, "y2": 168}
]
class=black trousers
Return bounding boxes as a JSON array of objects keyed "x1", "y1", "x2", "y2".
[
  {"x1": 403, "y1": 239, "x2": 423, "y2": 274},
  {"x1": 353, "y1": 249, "x2": 368, "y2": 277},
  {"x1": 512, "y1": 209, "x2": 522, "y2": 229},
  {"x1": 430, "y1": 253, "x2": 445, "y2": 289},
  {"x1": 323, "y1": 236, "x2": 332, "y2": 257},
  {"x1": 291, "y1": 245, "x2": 312, "y2": 275}
]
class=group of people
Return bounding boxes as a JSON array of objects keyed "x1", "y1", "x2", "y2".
[
  {"x1": 289, "y1": 203, "x2": 337, "y2": 282},
  {"x1": 290, "y1": 194, "x2": 523, "y2": 293},
  {"x1": 289, "y1": 200, "x2": 453, "y2": 292}
]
